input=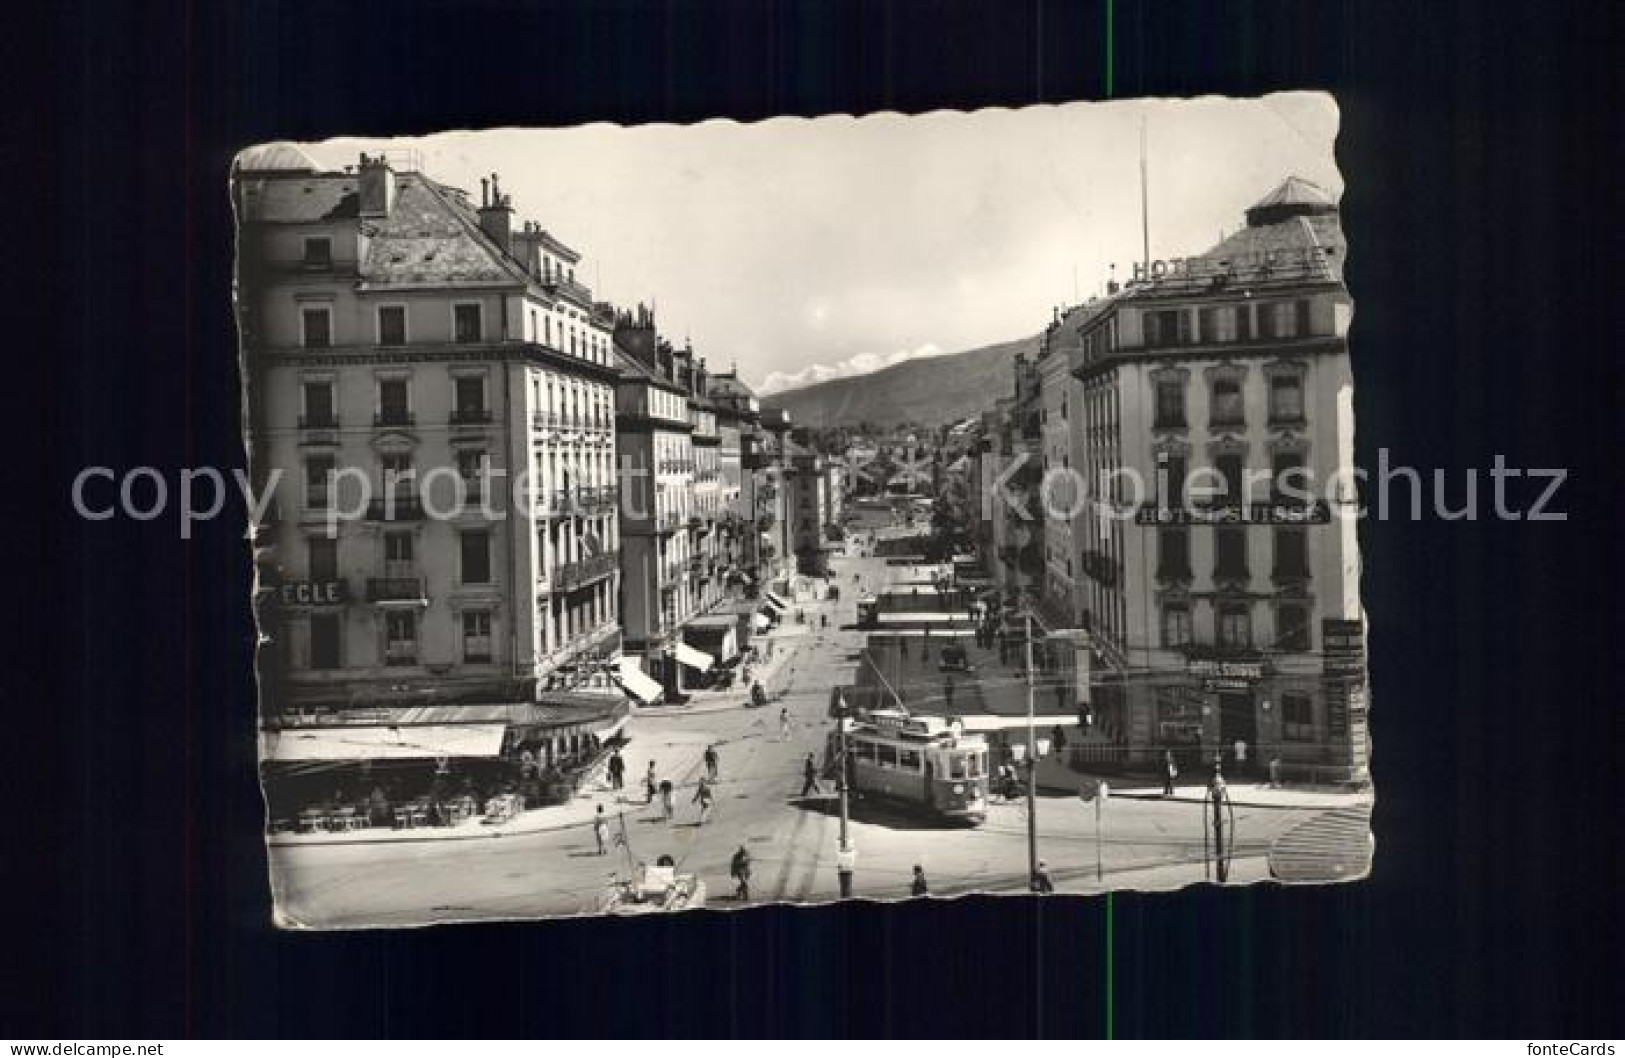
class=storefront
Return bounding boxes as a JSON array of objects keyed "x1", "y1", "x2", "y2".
[{"x1": 259, "y1": 694, "x2": 631, "y2": 825}]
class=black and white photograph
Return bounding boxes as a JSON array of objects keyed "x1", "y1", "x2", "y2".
[
  {"x1": 17, "y1": 0, "x2": 1624, "y2": 1042},
  {"x1": 236, "y1": 95, "x2": 1371, "y2": 928}
]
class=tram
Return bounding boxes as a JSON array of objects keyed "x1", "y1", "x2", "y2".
[{"x1": 832, "y1": 710, "x2": 989, "y2": 825}]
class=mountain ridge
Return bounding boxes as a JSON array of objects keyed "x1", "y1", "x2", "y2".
[{"x1": 759, "y1": 335, "x2": 1037, "y2": 428}]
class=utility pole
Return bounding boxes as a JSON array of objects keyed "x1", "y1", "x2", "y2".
[
  {"x1": 1140, "y1": 116, "x2": 1151, "y2": 274},
  {"x1": 1025, "y1": 608, "x2": 1038, "y2": 889},
  {"x1": 836, "y1": 691, "x2": 854, "y2": 897}
]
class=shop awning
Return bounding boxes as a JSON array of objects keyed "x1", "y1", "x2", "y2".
[
  {"x1": 616, "y1": 657, "x2": 664, "y2": 705},
  {"x1": 262, "y1": 723, "x2": 507, "y2": 763},
  {"x1": 751, "y1": 612, "x2": 772, "y2": 632},
  {"x1": 762, "y1": 590, "x2": 790, "y2": 612},
  {"x1": 671, "y1": 641, "x2": 715, "y2": 674}
]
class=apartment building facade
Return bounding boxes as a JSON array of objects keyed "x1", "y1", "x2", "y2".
[
  {"x1": 1064, "y1": 177, "x2": 1365, "y2": 781},
  {"x1": 235, "y1": 148, "x2": 628, "y2": 747}
]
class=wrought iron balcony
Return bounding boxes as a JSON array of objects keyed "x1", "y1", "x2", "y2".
[
  {"x1": 553, "y1": 551, "x2": 620, "y2": 591},
  {"x1": 365, "y1": 496, "x2": 426, "y2": 521},
  {"x1": 366, "y1": 576, "x2": 426, "y2": 602},
  {"x1": 450, "y1": 407, "x2": 492, "y2": 425}
]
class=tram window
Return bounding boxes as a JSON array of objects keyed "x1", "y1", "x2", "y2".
[
  {"x1": 855, "y1": 740, "x2": 875, "y2": 762},
  {"x1": 898, "y1": 748, "x2": 921, "y2": 771},
  {"x1": 948, "y1": 754, "x2": 967, "y2": 780},
  {"x1": 876, "y1": 744, "x2": 898, "y2": 768},
  {"x1": 967, "y1": 753, "x2": 982, "y2": 778}
]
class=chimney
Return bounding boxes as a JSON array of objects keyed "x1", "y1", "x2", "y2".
[
  {"x1": 612, "y1": 301, "x2": 660, "y2": 371},
  {"x1": 358, "y1": 153, "x2": 395, "y2": 218},
  {"x1": 477, "y1": 172, "x2": 513, "y2": 253}
]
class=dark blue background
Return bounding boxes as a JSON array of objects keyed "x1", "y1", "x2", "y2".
[{"x1": 7, "y1": 0, "x2": 1622, "y2": 1038}]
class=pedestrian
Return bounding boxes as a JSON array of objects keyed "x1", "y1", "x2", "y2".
[
  {"x1": 593, "y1": 805, "x2": 608, "y2": 855},
  {"x1": 1051, "y1": 724, "x2": 1067, "y2": 755},
  {"x1": 1031, "y1": 861, "x2": 1055, "y2": 894},
  {"x1": 910, "y1": 865, "x2": 930, "y2": 898},
  {"x1": 644, "y1": 761, "x2": 658, "y2": 805},
  {"x1": 607, "y1": 749, "x2": 625, "y2": 792},
  {"x1": 659, "y1": 778, "x2": 675, "y2": 822},
  {"x1": 1233, "y1": 738, "x2": 1248, "y2": 773},
  {"x1": 780, "y1": 706, "x2": 792, "y2": 741},
  {"x1": 800, "y1": 752, "x2": 821, "y2": 797},
  {"x1": 1163, "y1": 749, "x2": 1178, "y2": 797},
  {"x1": 692, "y1": 776, "x2": 714, "y2": 824},
  {"x1": 943, "y1": 677, "x2": 955, "y2": 710},
  {"x1": 730, "y1": 844, "x2": 752, "y2": 901},
  {"x1": 703, "y1": 743, "x2": 719, "y2": 780}
]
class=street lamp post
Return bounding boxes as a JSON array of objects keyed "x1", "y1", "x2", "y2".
[
  {"x1": 836, "y1": 692, "x2": 855, "y2": 898},
  {"x1": 1024, "y1": 609, "x2": 1038, "y2": 889}
]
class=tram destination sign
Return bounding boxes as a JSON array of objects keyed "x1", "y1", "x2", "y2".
[{"x1": 1134, "y1": 502, "x2": 1331, "y2": 526}]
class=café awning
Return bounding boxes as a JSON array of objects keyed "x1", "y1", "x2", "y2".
[
  {"x1": 616, "y1": 657, "x2": 664, "y2": 706},
  {"x1": 261, "y1": 723, "x2": 507, "y2": 763},
  {"x1": 762, "y1": 590, "x2": 790, "y2": 612},
  {"x1": 670, "y1": 641, "x2": 715, "y2": 674}
]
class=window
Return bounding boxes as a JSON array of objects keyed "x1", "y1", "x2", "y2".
[
  {"x1": 1214, "y1": 453, "x2": 1245, "y2": 505},
  {"x1": 1281, "y1": 692, "x2": 1314, "y2": 740},
  {"x1": 1144, "y1": 309, "x2": 1187, "y2": 347},
  {"x1": 461, "y1": 529, "x2": 492, "y2": 584},
  {"x1": 453, "y1": 376, "x2": 487, "y2": 421},
  {"x1": 1199, "y1": 306, "x2": 1237, "y2": 343},
  {"x1": 384, "y1": 531, "x2": 413, "y2": 577},
  {"x1": 1154, "y1": 381, "x2": 1186, "y2": 428},
  {"x1": 457, "y1": 449, "x2": 487, "y2": 505},
  {"x1": 855, "y1": 740, "x2": 875, "y2": 763},
  {"x1": 876, "y1": 743, "x2": 898, "y2": 768},
  {"x1": 1210, "y1": 379, "x2": 1244, "y2": 426},
  {"x1": 1273, "y1": 526, "x2": 1310, "y2": 581},
  {"x1": 1161, "y1": 602, "x2": 1193, "y2": 647},
  {"x1": 377, "y1": 305, "x2": 407, "y2": 346},
  {"x1": 1260, "y1": 301, "x2": 1302, "y2": 339},
  {"x1": 1276, "y1": 603, "x2": 1312, "y2": 652},
  {"x1": 304, "y1": 455, "x2": 335, "y2": 509},
  {"x1": 309, "y1": 614, "x2": 341, "y2": 670},
  {"x1": 1269, "y1": 374, "x2": 1305, "y2": 423},
  {"x1": 1156, "y1": 527, "x2": 1191, "y2": 580},
  {"x1": 300, "y1": 307, "x2": 331, "y2": 348},
  {"x1": 384, "y1": 611, "x2": 417, "y2": 666},
  {"x1": 301, "y1": 381, "x2": 335, "y2": 427},
  {"x1": 1218, "y1": 603, "x2": 1252, "y2": 650},
  {"x1": 1160, "y1": 453, "x2": 1187, "y2": 508},
  {"x1": 453, "y1": 303, "x2": 483, "y2": 343},
  {"x1": 1214, "y1": 525, "x2": 1249, "y2": 580},
  {"x1": 380, "y1": 452, "x2": 413, "y2": 500},
  {"x1": 898, "y1": 747, "x2": 921, "y2": 772},
  {"x1": 462, "y1": 611, "x2": 493, "y2": 664},
  {"x1": 377, "y1": 379, "x2": 411, "y2": 425},
  {"x1": 307, "y1": 536, "x2": 338, "y2": 582},
  {"x1": 1272, "y1": 452, "x2": 1306, "y2": 503},
  {"x1": 302, "y1": 237, "x2": 332, "y2": 268}
]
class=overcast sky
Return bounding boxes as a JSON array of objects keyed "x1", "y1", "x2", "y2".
[{"x1": 300, "y1": 93, "x2": 1340, "y2": 394}]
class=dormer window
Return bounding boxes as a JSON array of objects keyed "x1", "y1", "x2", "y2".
[
  {"x1": 302, "y1": 237, "x2": 332, "y2": 269},
  {"x1": 453, "y1": 303, "x2": 483, "y2": 343}
]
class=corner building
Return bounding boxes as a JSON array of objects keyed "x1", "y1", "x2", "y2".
[
  {"x1": 1066, "y1": 177, "x2": 1366, "y2": 783},
  {"x1": 235, "y1": 147, "x2": 628, "y2": 781}
]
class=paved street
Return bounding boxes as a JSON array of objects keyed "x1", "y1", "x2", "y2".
[{"x1": 270, "y1": 540, "x2": 1367, "y2": 927}]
